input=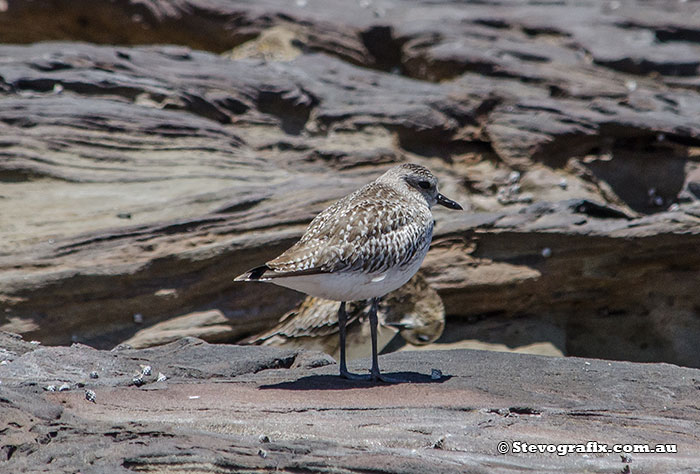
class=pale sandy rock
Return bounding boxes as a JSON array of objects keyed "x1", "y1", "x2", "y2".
[{"x1": 122, "y1": 310, "x2": 236, "y2": 349}]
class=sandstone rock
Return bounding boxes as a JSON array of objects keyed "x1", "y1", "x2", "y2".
[
  {"x1": 0, "y1": 338, "x2": 698, "y2": 472},
  {"x1": 0, "y1": 337, "x2": 334, "y2": 389},
  {"x1": 1, "y1": 1, "x2": 699, "y2": 472},
  {"x1": 121, "y1": 309, "x2": 238, "y2": 349},
  {"x1": 0, "y1": 0, "x2": 698, "y2": 371},
  {"x1": 396, "y1": 318, "x2": 566, "y2": 358}
]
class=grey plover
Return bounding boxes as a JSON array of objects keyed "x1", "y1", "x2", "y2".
[
  {"x1": 243, "y1": 272, "x2": 445, "y2": 360},
  {"x1": 235, "y1": 163, "x2": 461, "y2": 382}
]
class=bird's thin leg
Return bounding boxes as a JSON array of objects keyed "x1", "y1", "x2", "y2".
[
  {"x1": 369, "y1": 297, "x2": 403, "y2": 383},
  {"x1": 338, "y1": 301, "x2": 370, "y2": 380}
]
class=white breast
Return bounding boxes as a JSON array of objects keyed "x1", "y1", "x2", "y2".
[{"x1": 271, "y1": 242, "x2": 430, "y2": 301}]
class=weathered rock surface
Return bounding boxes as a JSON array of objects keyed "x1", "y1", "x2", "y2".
[
  {"x1": 121, "y1": 309, "x2": 238, "y2": 349},
  {"x1": 2, "y1": 1, "x2": 700, "y2": 472},
  {"x1": 1, "y1": 337, "x2": 698, "y2": 473},
  {"x1": 0, "y1": 0, "x2": 699, "y2": 368}
]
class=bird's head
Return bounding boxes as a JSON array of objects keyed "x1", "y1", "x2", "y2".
[
  {"x1": 385, "y1": 312, "x2": 445, "y2": 346},
  {"x1": 381, "y1": 272, "x2": 446, "y2": 346},
  {"x1": 378, "y1": 163, "x2": 462, "y2": 210}
]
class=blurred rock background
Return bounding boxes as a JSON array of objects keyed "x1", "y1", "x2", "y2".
[{"x1": 0, "y1": 0, "x2": 699, "y2": 367}]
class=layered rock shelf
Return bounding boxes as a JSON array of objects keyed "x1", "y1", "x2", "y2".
[{"x1": 1, "y1": 0, "x2": 699, "y2": 471}]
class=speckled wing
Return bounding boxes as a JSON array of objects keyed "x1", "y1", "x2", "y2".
[{"x1": 265, "y1": 183, "x2": 433, "y2": 276}]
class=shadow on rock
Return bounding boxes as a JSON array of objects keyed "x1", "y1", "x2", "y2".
[{"x1": 259, "y1": 372, "x2": 452, "y2": 390}]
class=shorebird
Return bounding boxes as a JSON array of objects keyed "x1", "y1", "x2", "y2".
[
  {"x1": 235, "y1": 163, "x2": 462, "y2": 382},
  {"x1": 243, "y1": 272, "x2": 445, "y2": 360}
]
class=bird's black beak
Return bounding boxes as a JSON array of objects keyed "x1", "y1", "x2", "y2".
[
  {"x1": 436, "y1": 193, "x2": 463, "y2": 210},
  {"x1": 385, "y1": 321, "x2": 415, "y2": 330}
]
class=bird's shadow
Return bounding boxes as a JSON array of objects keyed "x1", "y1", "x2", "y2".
[{"x1": 259, "y1": 371, "x2": 452, "y2": 390}]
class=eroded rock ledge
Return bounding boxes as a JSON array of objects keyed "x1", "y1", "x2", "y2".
[{"x1": 0, "y1": 1, "x2": 699, "y2": 367}]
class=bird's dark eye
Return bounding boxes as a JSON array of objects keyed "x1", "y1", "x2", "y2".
[{"x1": 418, "y1": 180, "x2": 431, "y2": 190}]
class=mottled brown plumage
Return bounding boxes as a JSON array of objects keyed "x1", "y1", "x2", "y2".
[{"x1": 267, "y1": 180, "x2": 433, "y2": 276}]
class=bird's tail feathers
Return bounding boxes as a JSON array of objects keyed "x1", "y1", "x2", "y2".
[{"x1": 234, "y1": 264, "x2": 270, "y2": 281}]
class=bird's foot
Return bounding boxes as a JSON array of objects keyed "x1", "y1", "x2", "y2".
[
  {"x1": 370, "y1": 371, "x2": 408, "y2": 384},
  {"x1": 339, "y1": 368, "x2": 372, "y2": 381}
]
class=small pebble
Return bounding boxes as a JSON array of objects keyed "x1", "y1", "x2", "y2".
[
  {"x1": 257, "y1": 449, "x2": 267, "y2": 459},
  {"x1": 625, "y1": 80, "x2": 637, "y2": 92},
  {"x1": 85, "y1": 390, "x2": 97, "y2": 403},
  {"x1": 432, "y1": 435, "x2": 447, "y2": 449},
  {"x1": 517, "y1": 193, "x2": 534, "y2": 203},
  {"x1": 157, "y1": 372, "x2": 167, "y2": 382},
  {"x1": 111, "y1": 344, "x2": 133, "y2": 351},
  {"x1": 44, "y1": 385, "x2": 57, "y2": 392},
  {"x1": 89, "y1": 371, "x2": 99, "y2": 379},
  {"x1": 140, "y1": 365, "x2": 152, "y2": 376},
  {"x1": 30, "y1": 340, "x2": 41, "y2": 345},
  {"x1": 508, "y1": 171, "x2": 521, "y2": 184},
  {"x1": 558, "y1": 178, "x2": 568, "y2": 190},
  {"x1": 668, "y1": 203, "x2": 680, "y2": 212},
  {"x1": 58, "y1": 383, "x2": 71, "y2": 392},
  {"x1": 133, "y1": 313, "x2": 144, "y2": 324},
  {"x1": 188, "y1": 395, "x2": 200, "y2": 400},
  {"x1": 541, "y1": 247, "x2": 552, "y2": 258},
  {"x1": 584, "y1": 361, "x2": 591, "y2": 366},
  {"x1": 259, "y1": 434, "x2": 270, "y2": 443},
  {"x1": 154, "y1": 288, "x2": 177, "y2": 298},
  {"x1": 430, "y1": 369, "x2": 443, "y2": 380},
  {"x1": 0, "y1": 360, "x2": 8, "y2": 366},
  {"x1": 653, "y1": 196, "x2": 664, "y2": 206},
  {"x1": 132, "y1": 376, "x2": 144, "y2": 387}
]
